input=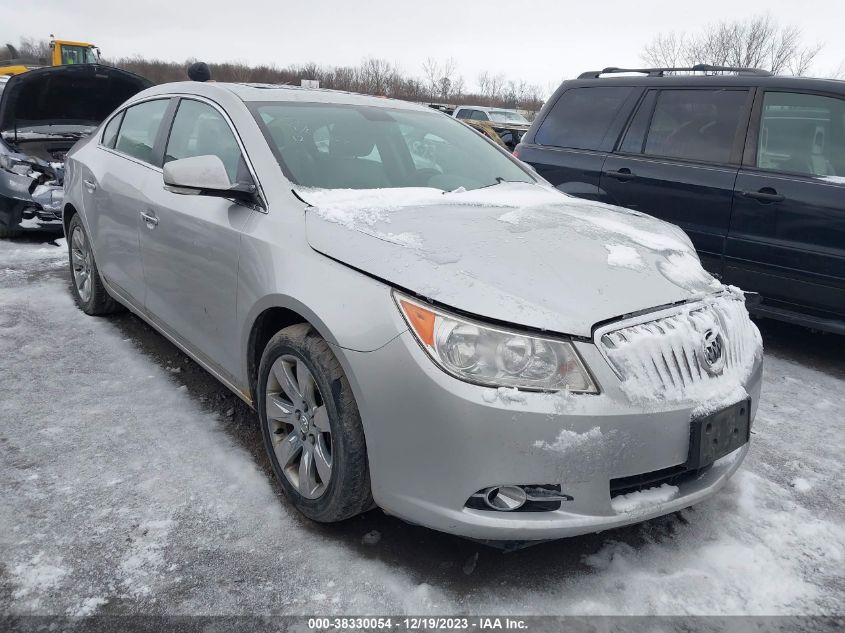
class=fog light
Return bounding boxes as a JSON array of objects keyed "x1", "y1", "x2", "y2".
[{"x1": 483, "y1": 485, "x2": 527, "y2": 511}]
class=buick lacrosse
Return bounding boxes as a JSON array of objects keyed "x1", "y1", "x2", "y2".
[{"x1": 63, "y1": 82, "x2": 762, "y2": 542}]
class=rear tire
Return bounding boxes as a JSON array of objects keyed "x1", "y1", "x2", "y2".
[
  {"x1": 67, "y1": 214, "x2": 123, "y2": 316},
  {"x1": 258, "y1": 323, "x2": 373, "y2": 522}
]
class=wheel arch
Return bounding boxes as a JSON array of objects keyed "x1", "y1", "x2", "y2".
[
  {"x1": 62, "y1": 202, "x2": 78, "y2": 235},
  {"x1": 243, "y1": 296, "x2": 342, "y2": 402}
]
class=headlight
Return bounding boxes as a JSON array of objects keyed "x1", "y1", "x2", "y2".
[
  {"x1": 394, "y1": 292, "x2": 597, "y2": 393},
  {"x1": 0, "y1": 152, "x2": 36, "y2": 176}
]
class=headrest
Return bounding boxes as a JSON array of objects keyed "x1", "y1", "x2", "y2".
[{"x1": 329, "y1": 121, "x2": 375, "y2": 158}]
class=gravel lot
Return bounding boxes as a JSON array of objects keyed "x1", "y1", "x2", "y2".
[{"x1": 1, "y1": 236, "x2": 843, "y2": 617}]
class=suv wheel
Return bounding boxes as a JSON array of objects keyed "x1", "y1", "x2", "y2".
[
  {"x1": 67, "y1": 214, "x2": 122, "y2": 315},
  {"x1": 257, "y1": 324, "x2": 373, "y2": 522}
]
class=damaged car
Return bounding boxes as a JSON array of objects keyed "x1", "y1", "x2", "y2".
[
  {"x1": 0, "y1": 64, "x2": 150, "y2": 237},
  {"x1": 63, "y1": 83, "x2": 763, "y2": 544}
]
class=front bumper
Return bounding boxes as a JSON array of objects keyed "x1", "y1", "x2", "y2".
[
  {"x1": 343, "y1": 327, "x2": 763, "y2": 542},
  {"x1": 0, "y1": 171, "x2": 64, "y2": 233}
]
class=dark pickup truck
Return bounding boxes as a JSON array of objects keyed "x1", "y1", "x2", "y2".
[{"x1": 516, "y1": 65, "x2": 845, "y2": 335}]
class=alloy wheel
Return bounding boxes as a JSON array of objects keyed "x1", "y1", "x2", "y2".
[
  {"x1": 70, "y1": 226, "x2": 94, "y2": 303},
  {"x1": 265, "y1": 354, "x2": 333, "y2": 499}
]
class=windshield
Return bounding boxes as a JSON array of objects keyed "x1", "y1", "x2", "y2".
[
  {"x1": 489, "y1": 110, "x2": 529, "y2": 124},
  {"x1": 60, "y1": 45, "x2": 98, "y2": 65},
  {"x1": 251, "y1": 102, "x2": 534, "y2": 191}
]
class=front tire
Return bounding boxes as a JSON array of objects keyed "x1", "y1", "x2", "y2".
[
  {"x1": 67, "y1": 214, "x2": 122, "y2": 316},
  {"x1": 258, "y1": 324, "x2": 373, "y2": 522}
]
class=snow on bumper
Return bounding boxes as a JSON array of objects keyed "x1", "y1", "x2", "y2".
[{"x1": 340, "y1": 320, "x2": 762, "y2": 541}]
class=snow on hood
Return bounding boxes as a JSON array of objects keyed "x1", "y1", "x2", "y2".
[{"x1": 300, "y1": 182, "x2": 724, "y2": 337}]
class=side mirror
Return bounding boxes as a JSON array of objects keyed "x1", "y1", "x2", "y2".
[{"x1": 163, "y1": 155, "x2": 256, "y2": 204}]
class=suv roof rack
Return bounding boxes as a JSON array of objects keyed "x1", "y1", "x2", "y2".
[{"x1": 578, "y1": 64, "x2": 773, "y2": 79}]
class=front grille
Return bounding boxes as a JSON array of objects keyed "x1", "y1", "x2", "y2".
[{"x1": 597, "y1": 294, "x2": 760, "y2": 400}]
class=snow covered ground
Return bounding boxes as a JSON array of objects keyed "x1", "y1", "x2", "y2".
[{"x1": 1, "y1": 238, "x2": 843, "y2": 617}]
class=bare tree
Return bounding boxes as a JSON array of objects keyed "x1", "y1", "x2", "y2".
[
  {"x1": 477, "y1": 71, "x2": 506, "y2": 102},
  {"x1": 422, "y1": 57, "x2": 458, "y2": 101},
  {"x1": 451, "y1": 75, "x2": 465, "y2": 101},
  {"x1": 422, "y1": 57, "x2": 440, "y2": 100},
  {"x1": 642, "y1": 14, "x2": 822, "y2": 76}
]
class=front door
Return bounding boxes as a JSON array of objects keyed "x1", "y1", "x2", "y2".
[
  {"x1": 139, "y1": 98, "x2": 255, "y2": 378},
  {"x1": 727, "y1": 90, "x2": 845, "y2": 321}
]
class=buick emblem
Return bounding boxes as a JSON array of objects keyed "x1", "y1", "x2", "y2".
[{"x1": 698, "y1": 328, "x2": 726, "y2": 375}]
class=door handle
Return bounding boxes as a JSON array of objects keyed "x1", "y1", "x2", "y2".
[
  {"x1": 607, "y1": 168, "x2": 635, "y2": 181},
  {"x1": 139, "y1": 210, "x2": 159, "y2": 229},
  {"x1": 83, "y1": 178, "x2": 97, "y2": 192},
  {"x1": 741, "y1": 188, "x2": 784, "y2": 203}
]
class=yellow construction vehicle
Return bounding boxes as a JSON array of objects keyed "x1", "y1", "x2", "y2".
[{"x1": 0, "y1": 37, "x2": 100, "y2": 77}]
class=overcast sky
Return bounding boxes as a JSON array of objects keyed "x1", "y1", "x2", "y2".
[{"x1": 2, "y1": 0, "x2": 843, "y2": 93}]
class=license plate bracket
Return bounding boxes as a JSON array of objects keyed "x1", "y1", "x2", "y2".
[{"x1": 687, "y1": 399, "x2": 751, "y2": 470}]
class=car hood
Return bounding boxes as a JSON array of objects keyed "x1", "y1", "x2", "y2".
[
  {"x1": 0, "y1": 64, "x2": 152, "y2": 133},
  {"x1": 300, "y1": 182, "x2": 725, "y2": 338}
]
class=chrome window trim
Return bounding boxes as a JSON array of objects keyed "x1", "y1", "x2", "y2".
[{"x1": 97, "y1": 96, "x2": 172, "y2": 166}]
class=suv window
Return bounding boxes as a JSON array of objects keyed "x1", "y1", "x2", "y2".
[
  {"x1": 165, "y1": 99, "x2": 245, "y2": 184},
  {"x1": 757, "y1": 91, "x2": 845, "y2": 178},
  {"x1": 470, "y1": 110, "x2": 488, "y2": 121},
  {"x1": 114, "y1": 99, "x2": 169, "y2": 165},
  {"x1": 101, "y1": 111, "x2": 124, "y2": 149},
  {"x1": 455, "y1": 109, "x2": 471, "y2": 120},
  {"x1": 643, "y1": 89, "x2": 747, "y2": 164},
  {"x1": 535, "y1": 87, "x2": 632, "y2": 151}
]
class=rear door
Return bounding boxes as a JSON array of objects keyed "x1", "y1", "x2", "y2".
[
  {"x1": 88, "y1": 98, "x2": 171, "y2": 306},
  {"x1": 727, "y1": 90, "x2": 845, "y2": 322},
  {"x1": 600, "y1": 88, "x2": 753, "y2": 276},
  {"x1": 519, "y1": 86, "x2": 638, "y2": 200},
  {"x1": 139, "y1": 97, "x2": 256, "y2": 379}
]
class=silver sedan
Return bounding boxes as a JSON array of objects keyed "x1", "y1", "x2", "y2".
[{"x1": 62, "y1": 82, "x2": 763, "y2": 542}]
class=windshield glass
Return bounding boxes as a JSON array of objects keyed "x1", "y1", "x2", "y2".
[
  {"x1": 489, "y1": 110, "x2": 529, "y2": 124},
  {"x1": 251, "y1": 102, "x2": 534, "y2": 191},
  {"x1": 61, "y1": 45, "x2": 98, "y2": 65}
]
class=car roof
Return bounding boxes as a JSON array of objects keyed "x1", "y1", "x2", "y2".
[
  {"x1": 561, "y1": 74, "x2": 845, "y2": 92},
  {"x1": 134, "y1": 81, "x2": 430, "y2": 112}
]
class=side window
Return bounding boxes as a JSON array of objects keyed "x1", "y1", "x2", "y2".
[
  {"x1": 454, "y1": 109, "x2": 470, "y2": 120},
  {"x1": 101, "y1": 111, "x2": 124, "y2": 149},
  {"x1": 164, "y1": 99, "x2": 246, "y2": 184},
  {"x1": 757, "y1": 91, "x2": 845, "y2": 178},
  {"x1": 470, "y1": 110, "x2": 488, "y2": 121},
  {"x1": 643, "y1": 89, "x2": 748, "y2": 164},
  {"x1": 535, "y1": 87, "x2": 633, "y2": 150},
  {"x1": 619, "y1": 90, "x2": 657, "y2": 154},
  {"x1": 114, "y1": 99, "x2": 170, "y2": 165}
]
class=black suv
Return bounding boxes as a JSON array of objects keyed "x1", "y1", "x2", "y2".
[{"x1": 516, "y1": 65, "x2": 845, "y2": 335}]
